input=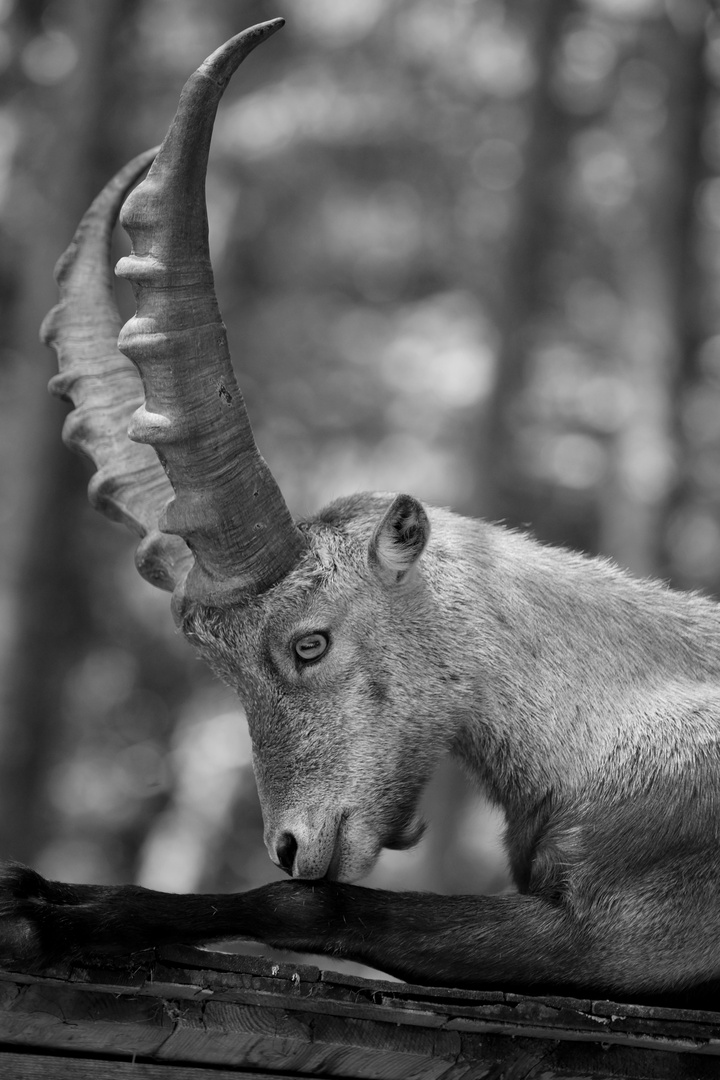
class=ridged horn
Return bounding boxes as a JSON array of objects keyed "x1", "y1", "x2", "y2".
[
  {"x1": 115, "y1": 19, "x2": 307, "y2": 611},
  {"x1": 42, "y1": 149, "x2": 193, "y2": 593}
]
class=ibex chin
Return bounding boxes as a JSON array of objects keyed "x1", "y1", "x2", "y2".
[{"x1": 2, "y1": 19, "x2": 719, "y2": 998}]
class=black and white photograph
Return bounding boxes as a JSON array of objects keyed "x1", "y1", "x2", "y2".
[{"x1": 0, "y1": 1, "x2": 718, "y2": 1076}]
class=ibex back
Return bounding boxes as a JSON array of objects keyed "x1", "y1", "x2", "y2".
[{"x1": 2, "y1": 20, "x2": 719, "y2": 997}]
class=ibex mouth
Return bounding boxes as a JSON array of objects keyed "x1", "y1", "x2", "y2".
[
  {"x1": 319, "y1": 805, "x2": 427, "y2": 882},
  {"x1": 322, "y1": 809, "x2": 350, "y2": 881},
  {"x1": 324, "y1": 848, "x2": 343, "y2": 882},
  {"x1": 383, "y1": 814, "x2": 427, "y2": 852}
]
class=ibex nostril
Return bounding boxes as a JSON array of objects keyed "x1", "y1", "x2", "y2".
[{"x1": 275, "y1": 832, "x2": 298, "y2": 874}]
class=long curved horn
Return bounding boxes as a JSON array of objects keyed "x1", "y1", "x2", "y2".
[
  {"x1": 116, "y1": 19, "x2": 307, "y2": 612},
  {"x1": 42, "y1": 149, "x2": 193, "y2": 593}
]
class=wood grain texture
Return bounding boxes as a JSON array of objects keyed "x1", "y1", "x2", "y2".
[
  {"x1": 1, "y1": 947, "x2": 720, "y2": 1078},
  {"x1": 0, "y1": 1051, "x2": 310, "y2": 1080}
]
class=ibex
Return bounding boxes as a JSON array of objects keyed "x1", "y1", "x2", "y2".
[{"x1": 1, "y1": 20, "x2": 719, "y2": 997}]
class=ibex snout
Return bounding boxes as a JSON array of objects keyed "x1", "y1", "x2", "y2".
[
  {"x1": 266, "y1": 799, "x2": 425, "y2": 881},
  {"x1": 265, "y1": 812, "x2": 344, "y2": 880}
]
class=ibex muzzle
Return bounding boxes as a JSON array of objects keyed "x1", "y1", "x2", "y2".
[{"x1": 9, "y1": 18, "x2": 720, "y2": 998}]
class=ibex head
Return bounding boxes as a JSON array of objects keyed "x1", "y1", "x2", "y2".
[
  {"x1": 42, "y1": 21, "x2": 458, "y2": 882},
  {"x1": 184, "y1": 489, "x2": 451, "y2": 881}
]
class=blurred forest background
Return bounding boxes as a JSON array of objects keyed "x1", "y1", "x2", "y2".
[{"x1": 0, "y1": 0, "x2": 718, "y2": 970}]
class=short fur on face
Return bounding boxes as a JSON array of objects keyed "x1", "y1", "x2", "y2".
[{"x1": 180, "y1": 493, "x2": 446, "y2": 880}]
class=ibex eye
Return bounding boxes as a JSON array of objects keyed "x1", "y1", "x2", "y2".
[{"x1": 294, "y1": 632, "x2": 329, "y2": 663}]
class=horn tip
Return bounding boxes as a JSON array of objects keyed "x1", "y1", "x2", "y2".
[
  {"x1": 199, "y1": 18, "x2": 286, "y2": 84},
  {"x1": 251, "y1": 17, "x2": 285, "y2": 37}
]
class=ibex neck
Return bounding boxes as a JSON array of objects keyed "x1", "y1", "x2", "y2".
[{"x1": 427, "y1": 513, "x2": 720, "y2": 820}]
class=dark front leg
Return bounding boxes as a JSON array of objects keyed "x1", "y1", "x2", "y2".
[
  {"x1": 252, "y1": 878, "x2": 584, "y2": 990},
  {"x1": 0, "y1": 861, "x2": 580, "y2": 991},
  {"x1": 0, "y1": 863, "x2": 273, "y2": 966}
]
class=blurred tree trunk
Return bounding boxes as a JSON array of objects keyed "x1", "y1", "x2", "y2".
[
  {"x1": 473, "y1": 0, "x2": 577, "y2": 534},
  {"x1": 599, "y1": 8, "x2": 707, "y2": 577},
  {"x1": 0, "y1": 0, "x2": 142, "y2": 861},
  {"x1": 656, "y1": 10, "x2": 715, "y2": 590}
]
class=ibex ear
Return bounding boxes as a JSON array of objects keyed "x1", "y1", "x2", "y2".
[{"x1": 369, "y1": 494, "x2": 430, "y2": 585}]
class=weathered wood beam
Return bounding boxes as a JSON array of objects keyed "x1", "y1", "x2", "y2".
[{"x1": 0, "y1": 949, "x2": 719, "y2": 1078}]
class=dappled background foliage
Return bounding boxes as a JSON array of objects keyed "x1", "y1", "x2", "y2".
[{"x1": 0, "y1": 0, "x2": 717, "y2": 968}]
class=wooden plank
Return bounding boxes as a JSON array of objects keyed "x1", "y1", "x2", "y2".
[
  {"x1": 605, "y1": 1014, "x2": 720, "y2": 1041},
  {"x1": 0, "y1": 980, "x2": 464, "y2": 1080},
  {"x1": 146, "y1": 954, "x2": 720, "y2": 1044},
  {"x1": 591, "y1": 998, "x2": 720, "y2": 1024},
  {"x1": 0, "y1": 980, "x2": 173, "y2": 1057},
  {"x1": 435, "y1": 1036, "x2": 561, "y2": 1080},
  {"x1": 521, "y1": 1038, "x2": 720, "y2": 1079},
  {"x1": 151, "y1": 1000, "x2": 317, "y2": 1071},
  {"x1": 145, "y1": 964, "x2": 451, "y2": 1028},
  {"x1": 308, "y1": 1011, "x2": 461, "y2": 1080},
  {"x1": 0, "y1": 1050, "x2": 316, "y2": 1080},
  {"x1": 5, "y1": 949, "x2": 720, "y2": 1025},
  {"x1": 447, "y1": 1016, "x2": 716, "y2": 1054},
  {"x1": 2, "y1": 951, "x2": 720, "y2": 1078},
  {"x1": 152, "y1": 1001, "x2": 463, "y2": 1080},
  {"x1": 320, "y1": 969, "x2": 508, "y2": 1006},
  {"x1": 67, "y1": 963, "x2": 150, "y2": 991},
  {"x1": 104, "y1": 957, "x2": 720, "y2": 1047},
  {"x1": 158, "y1": 944, "x2": 321, "y2": 984},
  {"x1": 377, "y1": 993, "x2": 610, "y2": 1033},
  {"x1": 151, "y1": 962, "x2": 320, "y2": 1000}
]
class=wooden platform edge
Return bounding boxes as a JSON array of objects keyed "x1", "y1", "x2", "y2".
[{"x1": 0, "y1": 948, "x2": 719, "y2": 1079}]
